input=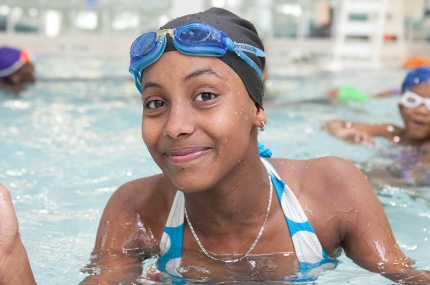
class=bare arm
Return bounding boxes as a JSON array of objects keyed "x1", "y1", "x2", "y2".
[
  {"x1": 322, "y1": 119, "x2": 402, "y2": 145},
  {"x1": 79, "y1": 179, "x2": 166, "y2": 284},
  {"x1": 0, "y1": 184, "x2": 36, "y2": 285},
  {"x1": 323, "y1": 159, "x2": 430, "y2": 284}
]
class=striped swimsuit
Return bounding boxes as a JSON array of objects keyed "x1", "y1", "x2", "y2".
[{"x1": 143, "y1": 143, "x2": 337, "y2": 283}]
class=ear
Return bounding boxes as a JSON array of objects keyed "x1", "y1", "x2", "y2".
[{"x1": 253, "y1": 106, "x2": 267, "y2": 129}]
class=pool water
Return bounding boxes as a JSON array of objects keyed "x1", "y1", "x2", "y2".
[{"x1": 1, "y1": 57, "x2": 429, "y2": 284}]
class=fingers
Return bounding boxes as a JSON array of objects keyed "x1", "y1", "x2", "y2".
[
  {"x1": 354, "y1": 131, "x2": 375, "y2": 147},
  {"x1": 0, "y1": 183, "x2": 19, "y2": 244},
  {"x1": 0, "y1": 183, "x2": 12, "y2": 202}
]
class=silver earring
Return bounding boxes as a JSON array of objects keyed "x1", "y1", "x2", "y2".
[{"x1": 258, "y1": 121, "x2": 266, "y2": 132}]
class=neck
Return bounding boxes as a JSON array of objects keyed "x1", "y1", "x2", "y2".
[{"x1": 183, "y1": 156, "x2": 272, "y2": 233}]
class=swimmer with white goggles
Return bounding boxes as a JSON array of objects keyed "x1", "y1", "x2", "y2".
[{"x1": 400, "y1": 90, "x2": 430, "y2": 111}]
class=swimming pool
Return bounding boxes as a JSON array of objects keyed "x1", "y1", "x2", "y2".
[{"x1": 1, "y1": 57, "x2": 429, "y2": 284}]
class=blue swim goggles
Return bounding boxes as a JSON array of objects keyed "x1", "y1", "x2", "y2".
[{"x1": 129, "y1": 22, "x2": 266, "y2": 94}]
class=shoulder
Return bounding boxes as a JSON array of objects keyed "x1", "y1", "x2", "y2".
[
  {"x1": 266, "y1": 156, "x2": 370, "y2": 208},
  {"x1": 267, "y1": 156, "x2": 363, "y2": 188},
  {"x1": 95, "y1": 174, "x2": 177, "y2": 250},
  {"x1": 104, "y1": 174, "x2": 176, "y2": 220},
  {"x1": 266, "y1": 156, "x2": 378, "y2": 255}
]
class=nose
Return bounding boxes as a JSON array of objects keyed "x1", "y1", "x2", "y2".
[{"x1": 162, "y1": 101, "x2": 194, "y2": 139}]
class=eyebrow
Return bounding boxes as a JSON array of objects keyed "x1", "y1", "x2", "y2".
[
  {"x1": 141, "y1": 68, "x2": 221, "y2": 92},
  {"x1": 142, "y1": 82, "x2": 163, "y2": 92},
  {"x1": 183, "y1": 68, "x2": 221, "y2": 82}
]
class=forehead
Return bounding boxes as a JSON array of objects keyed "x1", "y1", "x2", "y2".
[
  {"x1": 409, "y1": 82, "x2": 430, "y2": 98},
  {"x1": 142, "y1": 51, "x2": 242, "y2": 83}
]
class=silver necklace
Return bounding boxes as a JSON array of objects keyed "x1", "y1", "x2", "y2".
[{"x1": 184, "y1": 173, "x2": 273, "y2": 264}]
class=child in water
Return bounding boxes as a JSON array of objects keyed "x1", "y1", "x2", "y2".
[
  {"x1": 324, "y1": 66, "x2": 430, "y2": 146},
  {"x1": 1, "y1": 8, "x2": 430, "y2": 285},
  {"x1": 0, "y1": 46, "x2": 36, "y2": 94},
  {"x1": 324, "y1": 66, "x2": 430, "y2": 186}
]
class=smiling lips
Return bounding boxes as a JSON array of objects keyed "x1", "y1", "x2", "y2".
[
  {"x1": 411, "y1": 119, "x2": 426, "y2": 128},
  {"x1": 164, "y1": 147, "x2": 211, "y2": 164}
]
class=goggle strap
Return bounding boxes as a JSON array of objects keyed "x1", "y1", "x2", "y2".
[
  {"x1": 234, "y1": 42, "x2": 266, "y2": 57},
  {"x1": 236, "y1": 50, "x2": 263, "y2": 79}
]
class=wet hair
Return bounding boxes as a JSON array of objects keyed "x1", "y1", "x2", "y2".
[
  {"x1": 401, "y1": 66, "x2": 430, "y2": 93},
  {"x1": 160, "y1": 7, "x2": 266, "y2": 108}
]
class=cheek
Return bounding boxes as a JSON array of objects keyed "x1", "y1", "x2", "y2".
[
  {"x1": 399, "y1": 107, "x2": 411, "y2": 122},
  {"x1": 141, "y1": 120, "x2": 158, "y2": 146},
  {"x1": 221, "y1": 97, "x2": 254, "y2": 131}
]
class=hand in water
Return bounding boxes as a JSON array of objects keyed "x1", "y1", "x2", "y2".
[
  {"x1": 335, "y1": 128, "x2": 375, "y2": 147},
  {"x1": 323, "y1": 121, "x2": 374, "y2": 147}
]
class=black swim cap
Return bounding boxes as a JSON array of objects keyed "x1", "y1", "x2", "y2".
[{"x1": 160, "y1": 7, "x2": 265, "y2": 108}]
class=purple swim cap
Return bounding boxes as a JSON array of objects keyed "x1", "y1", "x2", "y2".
[
  {"x1": 401, "y1": 66, "x2": 430, "y2": 93},
  {"x1": 0, "y1": 46, "x2": 30, "y2": 78}
]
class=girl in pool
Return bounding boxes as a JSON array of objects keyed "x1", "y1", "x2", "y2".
[{"x1": 1, "y1": 8, "x2": 430, "y2": 284}]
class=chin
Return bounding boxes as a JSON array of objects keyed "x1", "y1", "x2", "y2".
[{"x1": 164, "y1": 169, "x2": 208, "y2": 192}]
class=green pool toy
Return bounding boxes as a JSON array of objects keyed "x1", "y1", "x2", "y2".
[{"x1": 337, "y1": 86, "x2": 369, "y2": 102}]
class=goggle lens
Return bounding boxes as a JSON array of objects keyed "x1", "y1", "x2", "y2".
[
  {"x1": 131, "y1": 33, "x2": 157, "y2": 58},
  {"x1": 178, "y1": 27, "x2": 210, "y2": 44}
]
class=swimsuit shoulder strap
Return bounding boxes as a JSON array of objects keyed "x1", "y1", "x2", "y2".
[
  {"x1": 157, "y1": 190, "x2": 185, "y2": 277},
  {"x1": 260, "y1": 157, "x2": 337, "y2": 281}
]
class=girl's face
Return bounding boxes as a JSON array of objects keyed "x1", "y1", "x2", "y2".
[
  {"x1": 140, "y1": 51, "x2": 266, "y2": 192},
  {"x1": 399, "y1": 82, "x2": 430, "y2": 143}
]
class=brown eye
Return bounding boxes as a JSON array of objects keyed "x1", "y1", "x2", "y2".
[
  {"x1": 195, "y1": 92, "x2": 216, "y2": 102},
  {"x1": 146, "y1": 100, "x2": 165, "y2": 109}
]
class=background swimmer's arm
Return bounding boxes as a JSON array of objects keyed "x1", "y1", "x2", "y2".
[
  {"x1": 323, "y1": 119, "x2": 402, "y2": 145},
  {"x1": 79, "y1": 181, "x2": 156, "y2": 284},
  {"x1": 372, "y1": 88, "x2": 400, "y2": 98},
  {"x1": 0, "y1": 184, "x2": 37, "y2": 285},
  {"x1": 329, "y1": 161, "x2": 430, "y2": 284}
]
